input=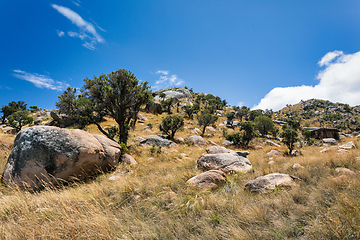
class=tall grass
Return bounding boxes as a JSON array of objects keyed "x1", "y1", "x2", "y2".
[{"x1": 0, "y1": 112, "x2": 359, "y2": 239}]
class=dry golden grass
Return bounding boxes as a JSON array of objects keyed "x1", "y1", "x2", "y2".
[{"x1": 0, "y1": 111, "x2": 359, "y2": 239}]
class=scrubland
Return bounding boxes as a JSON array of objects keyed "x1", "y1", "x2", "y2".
[{"x1": 0, "y1": 112, "x2": 359, "y2": 239}]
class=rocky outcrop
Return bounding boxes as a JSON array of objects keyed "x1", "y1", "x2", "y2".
[
  {"x1": 154, "y1": 87, "x2": 193, "y2": 100},
  {"x1": 197, "y1": 153, "x2": 252, "y2": 173},
  {"x1": 244, "y1": 173, "x2": 300, "y2": 193},
  {"x1": 187, "y1": 170, "x2": 227, "y2": 190},
  {"x1": 3, "y1": 126, "x2": 121, "y2": 190},
  {"x1": 139, "y1": 135, "x2": 177, "y2": 147}
]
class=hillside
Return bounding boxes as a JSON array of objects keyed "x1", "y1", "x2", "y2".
[
  {"x1": 275, "y1": 99, "x2": 360, "y2": 133},
  {"x1": 0, "y1": 94, "x2": 360, "y2": 239}
]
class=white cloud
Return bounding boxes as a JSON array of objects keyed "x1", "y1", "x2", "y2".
[
  {"x1": 57, "y1": 30, "x2": 65, "y2": 37},
  {"x1": 318, "y1": 50, "x2": 343, "y2": 67},
  {"x1": 13, "y1": 70, "x2": 68, "y2": 91},
  {"x1": 254, "y1": 50, "x2": 360, "y2": 111},
  {"x1": 153, "y1": 70, "x2": 184, "y2": 89},
  {"x1": 51, "y1": 4, "x2": 104, "y2": 50}
]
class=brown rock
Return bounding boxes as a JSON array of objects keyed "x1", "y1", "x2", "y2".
[
  {"x1": 187, "y1": 170, "x2": 226, "y2": 190},
  {"x1": 245, "y1": 173, "x2": 300, "y2": 193},
  {"x1": 121, "y1": 154, "x2": 138, "y2": 165}
]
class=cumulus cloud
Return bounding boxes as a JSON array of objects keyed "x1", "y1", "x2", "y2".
[
  {"x1": 51, "y1": 4, "x2": 104, "y2": 50},
  {"x1": 254, "y1": 50, "x2": 360, "y2": 111},
  {"x1": 153, "y1": 70, "x2": 184, "y2": 89},
  {"x1": 13, "y1": 70, "x2": 68, "y2": 91}
]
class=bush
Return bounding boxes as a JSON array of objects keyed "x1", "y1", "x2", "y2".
[
  {"x1": 280, "y1": 129, "x2": 298, "y2": 154},
  {"x1": 254, "y1": 115, "x2": 274, "y2": 137},
  {"x1": 197, "y1": 110, "x2": 219, "y2": 136},
  {"x1": 159, "y1": 115, "x2": 184, "y2": 139}
]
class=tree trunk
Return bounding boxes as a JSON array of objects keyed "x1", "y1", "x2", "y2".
[{"x1": 94, "y1": 122, "x2": 116, "y2": 142}]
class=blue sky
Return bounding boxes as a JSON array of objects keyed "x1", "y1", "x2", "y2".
[{"x1": 1, "y1": 1, "x2": 360, "y2": 111}]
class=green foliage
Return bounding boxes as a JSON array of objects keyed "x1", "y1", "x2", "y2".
[
  {"x1": 7, "y1": 110, "x2": 33, "y2": 132},
  {"x1": 226, "y1": 112, "x2": 235, "y2": 124},
  {"x1": 280, "y1": 129, "x2": 298, "y2": 154},
  {"x1": 119, "y1": 142, "x2": 128, "y2": 155},
  {"x1": 225, "y1": 121, "x2": 256, "y2": 147},
  {"x1": 248, "y1": 110, "x2": 262, "y2": 121},
  {"x1": 1, "y1": 101, "x2": 27, "y2": 124},
  {"x1": 147, "y1": 123, "x2": 153, "y2": 129},
  {"x1": 145, "y1": 101, "x2": 163, "y2": 115},
  {"x1": 240, "y1": 121, "x2": 256, "y2": 147},
  {"x1": 29, "y1": 106, "x2": 38, "y2": 112},
  {"x1": 225, "y1": 132, "x2": 242, "y2": 146},
  {"x1": 235, "y1": 106, "x2": 249, "y2": 120},
  {"x1": 197, "y1": 110, "x2": 219, "y2": 136},
  {"x1": 254, "y1": 115, "x2": 274, "y2": 137},
  {"x1": 182, "y1": 103, "x2": 200, "y2": 120},
  {"x1": 271, "y1": 126, "x2": 279, "y2": 138},
  {"x1": 159, "y1": 115, "x2": 184, "y2": 139},
  {"x1": 162, "y1": 97, "x2": 174, "y2": 114}
]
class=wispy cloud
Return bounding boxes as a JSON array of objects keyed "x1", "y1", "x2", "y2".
[
  {"x1": 57, "y1": 30, "x2": 65, "y2": 37},
  {"x1": 153, "y1": 70, "x2": 184, "y2": 90},
  {"x1": 13, "y1": 70, "x2": 68, "y2": 91},
  {"x1": 51, "y1": 4, "x2": 104, "y2": 50},
  {"x1": 72, "y1": 0, "x2": 81, "y2": 7},
  {"x1": 254, "y1": 50, "x2": 360, "y2": 111}
]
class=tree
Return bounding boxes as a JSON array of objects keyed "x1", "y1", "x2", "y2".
[
  {"x1": 226, "y1": 112, "x2": 236, "y2": 125},
  {"x1": 1, "y1": 101, "x2": 27, "y2": 124},
  {"x1": 182, "y1": 102, "x2": 199, "y2": 119},
  {"x1": 254, "y1": 115, "x2": 274, "y2": 137},
  {"x1": 240, "y1": 121, "x2": 256, "y2": 147},
  {"x1": 280, "y1": 129, "x2": 298, "y2": 154},
  {"x1": 159, "y1": 115, "x2": 184, "y2": 139},
  {"x1": 197, "y1": 110, "x2": 219, "y2": 136},
  {"x1": 7, "y1": 110, "x2": 33, "y2": 132},
  {"x1": 235, "y1": 106, "x2": 249, "y2": 121},
  {"x1": 57, "y1": 69, "x2": 152, "y2": 145},
  {"x1": 225, "y1": 121, "x2": 256, "y2": 147},
  {"x1": 162, "y1": 97, "x2": 174, "y2": 114}
]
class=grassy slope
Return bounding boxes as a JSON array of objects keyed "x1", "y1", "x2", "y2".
[{"x1": 0, "y1": 111, "x2": 360, "y2": 239}]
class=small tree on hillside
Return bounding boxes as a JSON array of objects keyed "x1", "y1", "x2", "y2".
[
  {"x1": 226, "y1": 112, "x2": 236, "y2": 125},
  {"x1": 162, "y1": 97, "x2": 174, "y2": 114},
  {"x1": 1, "y1": 101, "x2": 27, "y2": 124},
  {"x1": 197, "y1": 110, "x2": 219, "y2": 136},
  {"x1": 182, "y1": 102, "x2": 200, "y2": 119},
  {"x1": 159, "y1": 115, "x2": 184, "y2": 139},
  {"x1": 280, "y1": 129, "x2": 298, "y2": 154},
  {"x1": 7, "y1": 110, "x2": 33, "y2": 132},
  {"x1": 254, "y1": 115, "x2": 274, "y2": 137},
  {"x1": 240, "y1": 121, "x2": 256, "y2": 147}
]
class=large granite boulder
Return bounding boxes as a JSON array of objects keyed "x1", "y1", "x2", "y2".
[
  {"x1": 206, "y1": 146, "x2": 231, "y2": 154},
  {"x1": 139, "y1": 135, "x2": 177, "y2": 147},
  {"x1": 197, "y1": 153, "x2": 252, "y2": 173},
  {"x1": 187, "y1": 170, "x2": 227, "y2": 190},
  {"x1": 3, "y1": 126, "x2": 121, "y2": 190},
  {"x1": 244, "y1": 173, "x2": 300, "y2": 193}
]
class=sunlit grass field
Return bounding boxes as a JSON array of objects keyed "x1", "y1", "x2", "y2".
[{"x1": 0, "y1": 111, "x2": 359, "y2": 239}]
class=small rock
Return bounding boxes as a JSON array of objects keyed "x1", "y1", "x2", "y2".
[
  {"x1": 320, "y1": 148, "x2": 331, "y2": 153},
  {"x1": 244, "y1": 173, "x2": 300, "y2": 193},
  {"x1": 268, "y1": 160, "x2": 275, "y2": 165},
  {"x1": 322, "y1": 138, "x2": 338, "y2": 145},
  {"x1": 293, "y1": 163, "x2": 304, "y2": 169},
  {"x1": 139, "y1": 135, "x2": 177, "y2": 147},
  {"x1": 255, "y1": 146, "x2": 263, "y2": 150},
  {"x1": 337, "y1": 149, "x2": 349, "y2": 154},
  {"x1": 197, "y1": 153, "x2": 252, "y2": 173},
  {"x1": 265, "y1": 140, "x2": 280, "y2": 147},
  {"x1": 206, "y1": 146, "x2": 231, "y2": 154},
  {"x1": 187, "y1": 135, "x2": 207, "y2": 146},
  {"x1": 223, "y1": 140, "x2": 233, "y2": 146},
  {"x1": 206, "y1": 126, "x2": 216, "y2": 132},
  {"x1": 187, "y1": 170, "x2": 227, "y2": 190},
  {"x1": 134, "y1": 137, "x2": 145, "y2": 142},
  {"x1": 338, "y1": 141, "x2": 356, "y2": 150},
  {"x1": 192, "y1": 128, "x2": 201, "y2": 134},
  {"x1": 267, "y1": 150, "x2": 282, "y2": 157},
  {"x1": 335, "y1": 167, "x2": 355, "y2": 175},
  {"x1": 121, "y1": 154, "x2": 138, "y2": 165},
  {"x1": 137, "y1": 114, "x2": 148, "y2": 122}
]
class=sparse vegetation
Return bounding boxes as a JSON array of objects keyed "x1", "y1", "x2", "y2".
[
  {"x1": 1, "y1": 92, "x2": 360, "y2": 239},
  {"x1": 159, "y1": 115, "x2": 184, "y2": 139}
]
